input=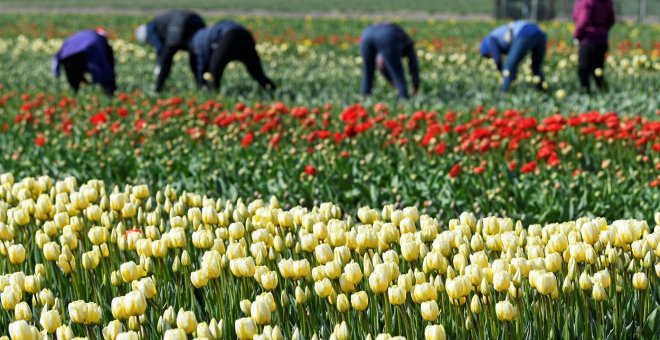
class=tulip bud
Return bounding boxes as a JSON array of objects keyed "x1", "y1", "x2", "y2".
[
  {"x1": 495, "y1": 300, "x2": 516, "y2": 321},
  {"x1": 336, "y1": 293, "x2": 349, "y2": 313},
  {"x1": 350, "y1": 291, "x2": 368, "y2": 311},
  {"x1": 2, "y1": 285, "x2": 21, "y2": 310},
  {"x1": 191, "y1": 270, "x2": 209, "y2": 288},
  {"x1": 493, "y1": 271, "x2": 510, "y2": 292},
  {"x1": 424, "y1": 324, "x2": 447, "y2": 340},
  {"x1": 470, "y1": 294, "x2": 482, "y2": 314},
  {"x1": 388, "y1": 285, "x2": 406, "y2": 305},
  {"x1": 164, "y1": 328, "x2": 187, "y2": 340},
  {"x1": 40, "y1": 309, "x2": 62, "y2": 333},
  {"x1": 632, "y1": 272, "x2": 649, "y2": 290},
  {"x1": 234, "y1": 317, "x2": 257, "y2": 340},
  {"x1": 295, "y1": 285, "x2": 307, "y2": 305},
  {"x1": 421, "y1": 300, "x2": 439, "y2": 321},
  {"x1": 176, "y1": 309, "x2": 198, "y2": 334},
  {"x1": 9, "y1": 320, "x2": 38, "y2": 340},
  {"x1": 8, "y1": 244, "x2": 26, "y2": 264},
  {"x1": 592, "y1": 282, "x2": 606, "y2": 301},
  {"x1": 14, "y1": 301, "x2": 31, "y2": 321}
]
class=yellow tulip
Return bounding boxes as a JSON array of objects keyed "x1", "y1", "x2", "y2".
[
  {"x1": 632, "y1": 272, "x2": 649, "y2": 290},
  {"x1": 424, "y1": 324, "x2": 447, "y2": 340},
  {"x1": 495, "y1": 300, "x2": 516, "y2": 321},
  {"x1": 40, "y1": 309, "x2": 61, "y2": 333},
  {"x1": 14, "y1": 301, "x2": 31, "y2": 321},
  {"x1": 250, "y1": 300, "x2": 271, "y2": 325},
  {"x1": 164, "y1": 328, "x2": 187, "y2": 340},
  {"x1": 421, "y1": 300, "x2": 439, "y2": 321},
  {"x1": 592, "y1": 282, "x2": 607, "y2": 301},
  {"x1": 235, "y1": 317, "x2": 257, "y2": 340},
  {"x1": 176, "y1": 309, "x2": 198, "y2": 334},
  {"x1": 8, "y1": 244, "x2": 25, "y2": 264},
  {"x1": 351, "y1": 291, "x2": 368, "y2": 311}
]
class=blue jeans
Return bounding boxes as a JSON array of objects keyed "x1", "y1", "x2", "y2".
[{"x1": 502, "y1": 31, "x2": 546, "y2": 92}]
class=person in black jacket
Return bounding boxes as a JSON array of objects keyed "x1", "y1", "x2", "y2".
[
  {"x1": 135, "y1": 11, "x2": 206, "y2": 92},
  {"x1": 191, "y1": 20, "x2": 275, "y2": 91},
  {"x1": 360, "y1": 23, "x2": 419, "y2": 99}
]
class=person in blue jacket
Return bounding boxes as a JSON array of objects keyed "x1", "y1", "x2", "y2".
[
  {"x1": 191, "y1": 20, "x2": 275, "y2": 91},
  {"x1": 52, "y1": 29, "x2": 116, "y2": 96},
  {"x1": 480, "y1": 21, "x2": 547, "y2": 93},
  {"x1": 135, "y1": 10, "x2": 206, "y2": 92},
  {"x1": 360, "y1": 23, "x2": 419, "y2": 99}
]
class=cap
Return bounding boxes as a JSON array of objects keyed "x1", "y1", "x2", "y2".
[
  {"x1": 95, "y1": 27, "x2": 108, "y2": 37},
  {"x1": 135, "y1": 24, "x2": 147, "y2": 44}
]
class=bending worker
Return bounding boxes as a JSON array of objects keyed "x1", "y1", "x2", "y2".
[
  {"x1": 52, "y1": 28, "x2": 117, "y2": 96},
  {"x1": 480, "y1": 21, "x2": 547, "y2": 93},
  {"x1": 135, "y1": 10, "x2": 206, "y2": 92},
  {"x1": 191, "y1": 20, "x2": 276, "y2": 91},
  {"x1": 360, "y1": 23, "x2": 420, "y2": 99}
]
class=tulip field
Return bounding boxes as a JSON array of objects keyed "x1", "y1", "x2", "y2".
[{"x1": 1, "y1": 13, "x2": 660, "y2": 340}]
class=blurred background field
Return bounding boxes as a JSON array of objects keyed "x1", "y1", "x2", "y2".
[{"x1": 0, "y1": 0, "x2": 658, "y2": 21}]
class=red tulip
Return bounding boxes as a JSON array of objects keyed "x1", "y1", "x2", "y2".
[
  {"x1": 304, "y1": 165, "x2": 316, "y2": 176},
  {"x1": 241, "y1": 132, "x2": 254, "y2": 148},
  {"x1": 35, "y1": 134, "x2": 46, "y2": 147},
  {"x1": 449, "y1": 164, "x2": 461, "y2": 178},
  {"x1": 521, "y1": 161, "x2": 537, "y2": 174}
]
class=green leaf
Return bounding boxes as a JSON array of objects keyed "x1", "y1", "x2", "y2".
[{"x1": 641, "y1": 307, "x2": 659, "y2": 339}]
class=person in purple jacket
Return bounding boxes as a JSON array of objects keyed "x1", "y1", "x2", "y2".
[
  {"x1": 360, "y1": 23, "x2": 420, "y2": 100},
  {"x1": 52, "y1": 29, "x2": 116, "y2": 96},
  {"x1": 573, "y1": 0, "x2": 615, "y2": 93}
]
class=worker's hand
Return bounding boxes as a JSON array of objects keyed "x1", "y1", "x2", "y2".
[
  {"x1": 154, "y1": 65, "x2": 161, "y2": 76},
  {"x1": 573, "y1": 39, "x2": 580, "y2": 46}
]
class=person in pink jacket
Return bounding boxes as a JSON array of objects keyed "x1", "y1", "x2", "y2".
[{"x1": 573, "y1": 0, "x2": 615, "y2": 93}]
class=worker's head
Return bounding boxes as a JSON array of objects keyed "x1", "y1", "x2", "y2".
[
  {"x1": 479, "y1": 38, "x2": 491, "y2": 58},
  {"x1": 95, "y1": 27, "x2": 108, "y2": 37},
  {"x1": 134, "y1": 24, "x2": 148, "y2": 44}
]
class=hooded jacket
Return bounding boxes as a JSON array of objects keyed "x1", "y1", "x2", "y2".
[
  {"x1": 360, "y1": 23, "x2": 419, "y2": 99},
  {"x1": 573, "y1": 0, "x2": 615, "y2": 45},
  {"x1": 144, "y1": 11, "x2": 206, "y2": 91},
  {"x1": 52, "y1": 30, "x2": 115, "y2": 86},
  {"x1": 191, "y1": 20, "x2": 244, "y2": 83},
  {"x1": 150, "y1": 11, "x2": 206, "y2": 50}
]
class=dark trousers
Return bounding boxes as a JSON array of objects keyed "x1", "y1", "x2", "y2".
[
  {"x1": 61, "y1": 52, "x2": 116, "y2": 96},
  {"x1": 208, "y1": 29, "x2": 275, "y2": 91},
  {"x1": 156, "y1": 46, "x2": 198, "y2": 92},
  {"x1": 578, "y1": 42, "x2": 608, "y2": 93},
  {"x1": 61, "y1": 52, "x2": 88, "y2": 92}
]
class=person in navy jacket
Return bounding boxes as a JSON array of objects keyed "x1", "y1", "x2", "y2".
[
  {"x1": 360, "y1": 23, "x2": 419, "y2": 99},
  {"x1": 52, "y1": 29, "x2": 116, "y2": 96},
  {"x1": 191, "y1": 20, "x2": 275, "y2": 91},
  {"x1": 135, "y1": 10, "x2": 206, "y2": 92},
  {"x1": 480, "y1": 21, "x2": 547, "y2": 93}
]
